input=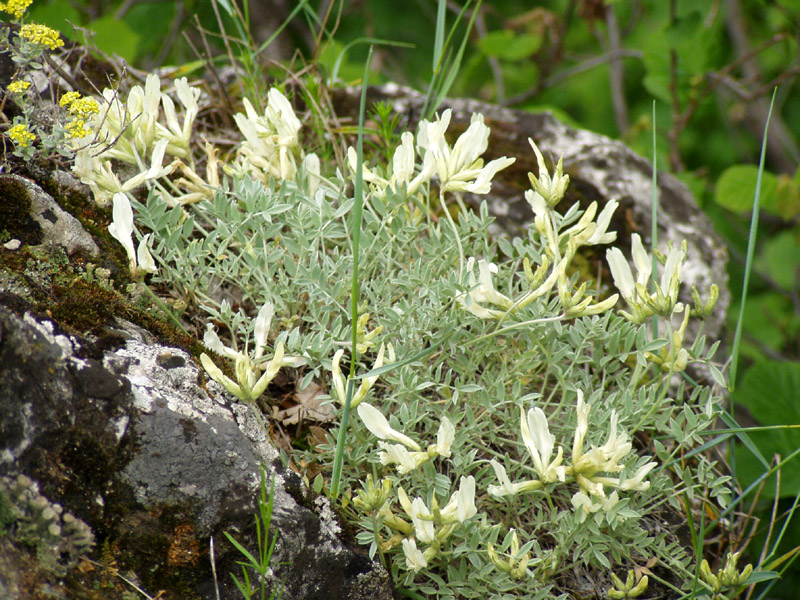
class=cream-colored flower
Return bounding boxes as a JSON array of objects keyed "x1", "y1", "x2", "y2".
[
  {"x1": 619, "y1": 462, "x2": 657, "y2": 492},
  {"x1": 401, "y1": 538, "x2": 428, "y2": 572},
  {"x1": 417, "y1": 110, "x2": 514, "y2": 194},
  {"x1": 435, "y1": 416, "x2": 455, "y2": 458},
  {"x1": 409, "y1": 497, "x2": 435, "y2": 543},
  {"x1": 457, "y1": 257, "x2": 513, "y2": 319},
  {"x1": 520, "y1": 407, "x2": 565, "y2": 483},
  {"x1": 487, "y1": 459, "x2": 541, "y2": 498},
  {"x1": 528, "y1": 138, "x2": 569, "y2": 207},
  {"x1": 233, "y1": 89, "x2": 302, "y2": 182},
  {"x1": 200, "y1": 303, "x2": 305, "y2": 403},
  {"x1": 108, "y1": 192, "x2": 136, "y2": 270},
  {"x1": 378, "y1": 442, "x2": 429, "y2": 474},
  {"x1": 440, "y1": 476, "x2": 477, "y2": 523},
  {"x1": 136, "y1": 234, "x2": 158, "y2": 274},
  {"x1": 607, "y1": 234, "x2": 686, "y2": 322},
  {"x1": 357, "y1": 403, "x2": 422, "y2": 451}
]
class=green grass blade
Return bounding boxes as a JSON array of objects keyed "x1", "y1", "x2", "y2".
[
  {"x1": 729, "y1": 88, "x2": 777, "y2": 390},
  {"x1": 650, "y1": 100, "x2": 659, "y2": 341},
  {"x1": 330, "y1": 46, "x2": 373, "y2": 500},
  {"x1": 432, "y1": 0, "x2": 447, "y2": 74},
  {"x1": 330, "y1": 37, "x2": 414, "y2": 85},
  {"x1": 422, "y1": 0, "x2": 479, "y2": 119}
]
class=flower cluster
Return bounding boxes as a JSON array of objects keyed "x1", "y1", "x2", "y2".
[
  {"x1": 200, "y1": 302, "x2": 306, "y2": 404},
  {"x1": 0, "y1": 0, "x2": 32, "y2": 19},
  {"x1": 456, "y1": 139, "x2": 619, "y2": 321},
  {"x1": 699, "y1": 551, "x2": 753, "y2": 594},
  {"x1": 487, "y1": 529, "x2": 532, "y2": 580},
  {"x1": 488, "y1": 392, "x2": 656, "y2": 522},
  {"x1": 606, "y1": 233, "x2": 686, "y2": 323},
  {"x1": 394, "y1": 476, "x2": 477, "y2": 572},
  {"x1": 7, "y1": 122, "x2": 35, "y2": 148},
  {"x1": 357, "y1": 403, "x2": 454, "y2": 474},
  {"x1": 349, "y1": 108, "x2": 515, "y2": 201},
  {"x1": 7, "y1": 79, "x2": 31, "y2": 94},
  {"x1": 524, "y1": 139, "x2": 620, "y2": 318},
  {"x1": 231, "y1": 89, "x2": 304, "y2": 183},
  {"x1": 72, "y1": 75, "x2": 194, "y2": 204},
  {"x1": 19, "y1": 23, "x2": 64, "y2": 50},
  {"x1": 59, "y1": 92, "x2": 100, "y2": 139}
]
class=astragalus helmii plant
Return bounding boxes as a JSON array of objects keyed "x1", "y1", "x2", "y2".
[
  {"x1": 2, "y1": 4, "x2": 749, "y2": 589},
  {"x1": 55, "y1": 66, "x2": 748, "y2": 598}
]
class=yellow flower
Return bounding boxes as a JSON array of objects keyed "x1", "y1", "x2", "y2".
[
  {"x1": 20, "y1": 23, "x2": 65, "y2": 50},
  {"x1": 59, "y1": 91, "x2": 81, "y2": 108},
  {"x1": 8, "y1": 123, "x2": 36, "y2": 148},
  {"x1": 66, "y1": 119, "x2": 91, "y2": 139},
  {"x1": 7, "y1": 80, "x2": 31, "y2": 94},
  {"x1": 69, "y1": 97, "x2": 99, "y2": 118},
  {"x1": 60, "y1": 93, "x2": 99, "y2": 138},
  {"x1": 0, "y1": 0, "x2": 33, "y2": 19}
]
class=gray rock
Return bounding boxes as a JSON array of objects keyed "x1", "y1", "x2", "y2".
[
  {"x1": 0, "y1": 173, "x2": 99, "y2": 257},
  {"x1": 0, "y1": 306, "x2": 393, "y2": 600}
]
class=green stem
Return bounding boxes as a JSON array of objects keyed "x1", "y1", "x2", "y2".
[{"x1": 330, "y1": 46, "x2": 373, "y2": 500}]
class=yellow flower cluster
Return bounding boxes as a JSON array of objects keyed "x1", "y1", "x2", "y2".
[
  {"x1": 7, "y1": 80, "x2": 31, "y2": 94},
  {"x1": 19, "y1": 23, "x2": 64, "y2": 50},
  {"x1": 60, "y1": 92, "x2": 99, "y2": 139},
  {"x1": 0, "y1": 0, "x2": 33, "y2": 19},
  {"x1": 8, "y1": 123, "x2": 36, "y2": 148}
]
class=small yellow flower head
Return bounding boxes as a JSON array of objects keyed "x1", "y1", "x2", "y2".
[
  {"x1": 20, "y1": 23, "x2": 65, "y2": 50},
  {"x1": 59, "y1": 91, "x2": 81, "y2": 108},
  {"x1": 0, "y1": 0, "x2": 33, "y2": 19},
  {"x1": 8, "y1": 123, "x2": 36, "y2": 148},
  {"x1": 70, "y1": 96, "x2": 100, "y2": 117},
  {"x1": 7, "y1": 80, "x2": 31, "y2": 94},
  {"x1": 66, "y1": 119, "x2": 91, "y2": 139}
]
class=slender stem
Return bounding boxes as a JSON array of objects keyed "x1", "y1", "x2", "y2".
[
  {"x1": 439, "y1": 190, "x2": 465, "y2": 278},
  {"x1": 730, "y1": 89, "x2": 777, "y2": 390},
  {"x1": 330, "y1": 46, "x2": 373, "y2": 500}
]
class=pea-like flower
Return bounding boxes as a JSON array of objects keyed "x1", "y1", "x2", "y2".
[
  {"x1": 107, "y1": 192, "x2": 158, "y2": 276},
  {"x1": 487, "y1": 459, "x2": 541, "y2": 498},
  {"x1": 357, "y1": 403, "x2": 421, "y2": 451},
  {"x1": 417, "y1": 109, "x2": 515, "y2": 195},
  {"x1": 440, "y1": 476, "x2": 477, "y2": 524},
  {"x1": 330, "y1": 343, "x2": 387, "y2": 408},
  {"x1": 358, "y1": 404, "x2": 456, "y2": 474},
  {"x1": 607, "y1": 234, "x2": 686, "y2": 322},
  {"x1": 528, "y1": 138, "x2": 569, "y2": 207},
  {"x1": 401, "y1": 538, "x2": 428, "y2": 572},
  {"x1": 520, "y1": 407, "x2": 565, "y2": 483},
  {"x1": 457, "y1": 257, "x2": 513, "y2": 319},
  {"x1": 200, "y1": 302, "x2": 306, "y2": 403},
  {"x1": 233, "y1": 89, "x2": 303, "y2": 182}
]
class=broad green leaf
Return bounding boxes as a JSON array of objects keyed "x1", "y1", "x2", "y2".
[
  {"x1": 478, "y1": 30, "x2": 542, "y2": 61},
  {"x1": 775, "y1": 173, "x2": 800, "y2": 220},
  {"x1": 727, "y1": 293, "x2": 793, "y2": 360},
  {"x1": 86, "y1": 15, "x2": 140, "y2": 64},
  {"x1": 29, "y1": 0, "x2": 82, "y2": 31},
  {"x1": 733, "y1": 361, "x2": 800, "y2": 498},
  {"x1": 714, "y1": 165, "x2": 777, "y2": 212},
  {"x1": 757, "y1": 230, "x2": 800, "y2": 292},
  {"x1": 715, "y1": 164, "x2": 778, "y2": 213},
  {"x1": 665, "y1": 11, "x2": 702, "y2": 47}
]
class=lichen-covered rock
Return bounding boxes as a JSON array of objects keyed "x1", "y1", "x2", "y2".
[
  {"x1": 0, "y1": 173, "x2": 99, "y2": 257},
  {"x1": 0, "y1": 306, "x2": 393, "y2": 600}
]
